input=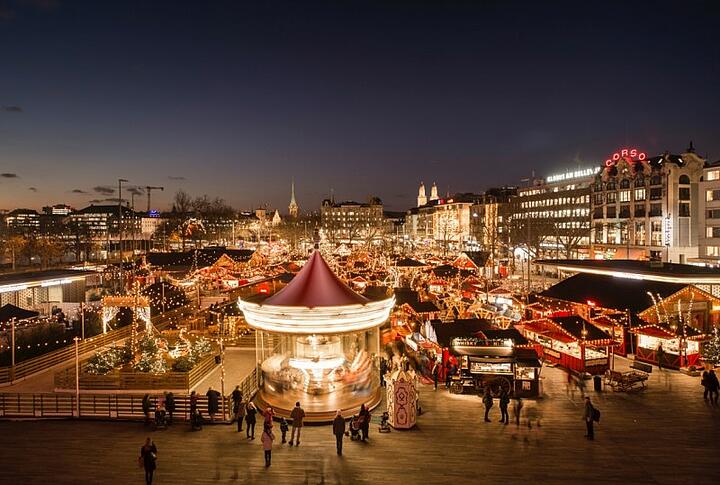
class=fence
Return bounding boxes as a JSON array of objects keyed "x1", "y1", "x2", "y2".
[{"x1": 0, "y1": 306, "x2": 189, "y2": 385}]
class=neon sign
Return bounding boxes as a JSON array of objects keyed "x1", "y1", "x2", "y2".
[{"x1": 604, "y1": 148, "x2": 647, "y2": 168}]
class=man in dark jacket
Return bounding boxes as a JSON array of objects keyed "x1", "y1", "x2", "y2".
[
  {"x1": 164, "y1": 392, "x2": 175, "y2": 425},
  {"x1": 332, "y1": 410, "x2": 346, "y2": 455},
  {"x1": 583, "y1": 397, "x2": 595, "y2": 439},
  {"x1": 231, "y1": 386, "x2": 243, "y2": 422},
  {"x1": 141, "y1": 394, "x2": 153, "y2": 426},
  {"x1": 140, "y1": 437, "x2": 157, "y2": 485},
  {"x1": 482, "y1": 387, "x2": 494, "y2": 422},
  {"x1": 708, "y1": 369, "x2": 720, "y2": 405},
  {"x1": 206, "y1": 387, "x2": 220, "y2": 422}
]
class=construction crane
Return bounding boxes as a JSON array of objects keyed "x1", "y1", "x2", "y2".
[{"x1": 145, "y1": 186, "x2": 164, "y2": 213}]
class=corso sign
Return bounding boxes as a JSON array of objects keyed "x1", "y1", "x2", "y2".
[{"x1": 605, "y1": 148, "x2": 647, "y2": 168}]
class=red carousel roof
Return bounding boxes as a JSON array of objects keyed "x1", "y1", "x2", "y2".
[{"x1": 264, "y1": 251, "x2": 369, "y2": 308}]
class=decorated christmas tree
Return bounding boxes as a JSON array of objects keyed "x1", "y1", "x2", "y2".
[
  {"x1": 133, "y1": 335, "x2": 168, "y2": 373},
  {"x1": 702, "y1": 326, "x2": 720, "y2": 367}
]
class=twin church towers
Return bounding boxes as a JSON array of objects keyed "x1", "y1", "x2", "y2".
[{"x1": 417, "y1": 181, "x2": 439, "y2": 207}]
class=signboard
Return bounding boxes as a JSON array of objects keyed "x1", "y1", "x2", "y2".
[
  {"x1": 546, "y1": 167, "x2": 601, "y2": 183},
  {"x1": 604, "y1": 148, "x2": 647, "y2": 168},
  {"x1": 544, "y1": 348, "x2": 561, "y2": 359},
  {"x1": 585, "y1": 358, "x2": 608, "y2": 367},
  {"x1": 663, "y1": 215, "x2": 672, "y2": 247}
]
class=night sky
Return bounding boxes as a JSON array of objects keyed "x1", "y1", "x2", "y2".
[{"x1": 1, "y1": 0, "x2": 719, "y2": 212}]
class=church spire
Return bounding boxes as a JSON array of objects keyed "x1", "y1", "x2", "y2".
[{"x1": 288, "y1": 178, "x2": 299, "y2": 218}]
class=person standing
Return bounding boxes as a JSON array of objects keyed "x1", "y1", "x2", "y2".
[
  {"x1": 289, "y1": 401, "x2": 305, "y2": 446},
  {"x1": 206, "y1": 387, "x2": 220, "y2": 422},
  {"x1": 139, "y1": 437, "x2": 157, "y2": 485},
  {"x1": 246, "y1": 402, "x2": 257, "y2": 439},
  {"x1": 380, "y1": 357, "x2": 388, "y2": 387},
  {"x1": 656, "y1": 344, "x2": 665, "y2": 370},
  {"x1": 482, "y1": 387, "x2": 494, "y2": 422},
  {"x1": 231, "y1": 386, "x2": 243, "y2": 422},
  {"x1": 332, "y1": 410, "x2": 346, "y2": 455},
  {"x1": 358, "y1": 403, "x2": 371, "y2": 441},
  {"x1": 141, "y1": 394, "x2": 152, "y2": 426},
  {"x1": 432, "y1": 359, "x2": 440, "y2": 391},
  {"x1": 165, "y1": 392, "x2": 175, "y2": 425},
  {"x1": 701, "y1": 369, "x2": 711, "y2": 401},
  {"x1": 444, "y1": 360, "x2": 453, "y2": 389},
  {"x1": 236, "y1": 396, "x2": 246, "y2": 432},
  {"x1": 708, "y1": 369, "x2": 720, "y2": 405},
  {"x1": 498, "y1": 389, "x2": 510, "y2": 425},
  {"x1": 280, "y1": 417, "x2": 289, "y2": 443},
  {"x1": 583, "y1": 397, "x2": 595, "y2": 440},
  {"x1": 263, "y1": 406, "x2": 274, "y2": 428},
  {"x1": 261, "y1": 424, "x2": 275, "y2": 467}
]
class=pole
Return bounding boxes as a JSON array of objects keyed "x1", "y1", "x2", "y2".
[
  {"x1": 80, "y1": 301, "x2": 85, "y2": 340},
  {"x1": 10, "y1": 318, "x2": 16, "y2": 382},
  {"x1": 74, "y1": 336, "x2": 80, "y2": 417},
  {"x1": 219, "y1": 315, "x2": 226, "y2": 420},
  {"x1": 161, "y1": 279, "x2": 166, "y2": 315}
]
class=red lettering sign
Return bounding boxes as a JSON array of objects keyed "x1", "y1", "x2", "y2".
[{"x1": 604, "y1": 147, "x2": 647, "y2": 167}]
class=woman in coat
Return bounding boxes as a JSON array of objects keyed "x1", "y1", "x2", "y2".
[
  {"x1": 245, "y1": 402, "x2": 257, "y2": 440},
  {"x1": 261, "y1": 423, "x2": 275, "y2": 467},
  {"x1": 482, "y1": 387, "x2": 494, "y2": 422},
  {"x1": 358, "y1": 404, "x2": 371, "y2": 441},
  {"x1": 139, "y1": 437, "x2": 157, "y2": 485}
]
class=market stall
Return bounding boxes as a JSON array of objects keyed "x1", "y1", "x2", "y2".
[{"x1": 632, "y1": 321, "x2": 705, "y2": 369}]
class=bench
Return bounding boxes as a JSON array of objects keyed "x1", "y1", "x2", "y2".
[
  {"x1": 604, "y1": 368, "x2": 648, "y2": 392},
  {"x1": 630, "y1": 361, "x2": 653, "y2": 374}
]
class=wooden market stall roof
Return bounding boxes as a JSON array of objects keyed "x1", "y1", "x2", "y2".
[
  {"x1": 520, "y1": 315, "x2": 613, "y2": 344},
  {"x1": 631, "y1": 322, "x2": 705, "y2": 340},
  {"x1": 263, "y1": 251, "x2": 369, "y2": 308},
  {"x1": 0, "y1": 304, "x2": 39, "y2": 323},
  {"x1": 539, "y1": 273, "x2": 686, "y2": 313}
]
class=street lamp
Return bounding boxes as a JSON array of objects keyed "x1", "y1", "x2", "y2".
[{"x1": 118, "y1": 178, "x2": 129, "y2": 292}]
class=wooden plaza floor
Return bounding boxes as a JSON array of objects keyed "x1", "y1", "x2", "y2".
[{"x1": 1, "y1": 359, "x2": 719, "y2": 485}]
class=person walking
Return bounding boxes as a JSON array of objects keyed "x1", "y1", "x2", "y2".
[
  {"x1": 708, "y1": 369, "x2": 720, "y2": 405},
  {"x1": 289, "y1": 401, "x2": 305, "y2": 446},
  {"x1": 512, "y1": 396, "x2": 524, "y2": 426},
  {"x1": 231, "y1": 386, "x2": 243, "y2": 422},
  {"x1": 482, "y1": 387, "x2": 494, "y2": 422},
  {"x1": 165, "y1": 392, "x2": 175, "y2": 425},
  {"x1": 701, "y1": 369, "x2": 711, "y2": 401},
  {"x1": 206, "y1": 387, "x2": 220, "y2": 422},
  {"x1": 358, "y1": 403, "x2": 371, "y2": 441},
  {"x1": 444, "y1": 361, "x2": 453, "y2": 389},
  {"x1": 139, "y1": 437, "x2": 157, "y2": 485},
  {"x1": 246, "y1": 402, "x2": 257, "y2": 439},
  {"x1": 432, "y1": 359, "x2": 440, "y2": 391},
  {"x1": 142, "y1": 394, "x2": 152, "y2": 426},
  {"x1": 380, "y1": 357, "x2": 388, "y2": 387},
  {"x1": 498, "y1": 389, "x2": 510, "y2": 425},
  {"x1": 332, "y1": 410, "x2": 346, "y2": 455},
  {"x1": 261, "y1": 423, "x2": 275, "y2": 467},
  {"x1": 583, "y1": 396, "x2": 596, "y2": 440}
]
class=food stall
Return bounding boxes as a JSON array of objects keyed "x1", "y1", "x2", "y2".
[
  {"x1": 518, "y1": 315, "x2": 614, "y2": 375},
  {"x1": 632, "y1": 321, "x2": 705, "y2": 369}
]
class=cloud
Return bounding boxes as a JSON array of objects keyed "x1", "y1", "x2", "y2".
[
  {"x1": 102, "y1": 197, "x2": 125, "y2": 203},
  {"x1": 71, "y1": 188, "x2": 88, "y2": 194},
  {"x1": 168, "y1": 176, "x2": 186, "y2": 181},
  {"x1": 93, "y1": 185, "x2": 115, "y2": 195},
  {"x1": 28, "y1": 186, "x2": 38, "y2": 192},
  {"x1": 1, "y1": 173, "x2": 18, "y2": 178},
  {"x1": 88, "y1": 199, "x2": 102, "y2": 204},
  {"x1": 1, "y1": 105, "x2": 22, "y2": 112},
  {"x1": 127, "y1": 186, "x2": 144, "y2": 196}
]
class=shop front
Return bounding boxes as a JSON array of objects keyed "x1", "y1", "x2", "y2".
[{"x1": 632, "y1": 322, "x2": 705, "y2": 369}]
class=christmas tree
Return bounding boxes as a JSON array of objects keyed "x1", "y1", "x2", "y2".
[{"x1": 702, "y1": 326, "x2": 720, "y2": 366}]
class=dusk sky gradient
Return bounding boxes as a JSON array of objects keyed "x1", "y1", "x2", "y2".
[{"x1": 1, "y1": 0, "x2": 719, "y2": 212}]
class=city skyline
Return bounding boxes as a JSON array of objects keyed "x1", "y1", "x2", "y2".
[{"x1": 2, "y1": 0, "x2": 720, "y2": 211}]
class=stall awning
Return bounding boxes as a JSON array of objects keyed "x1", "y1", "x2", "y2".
[
  {"x1": 516, "y1": 358, "x2": 542, "y2": 368},
  {"x1": 0, "y1": 304, "x2": 40, "y2": 323},
  {"x1": 452, "y1": 345, "x2": 514, "y2": 357}
]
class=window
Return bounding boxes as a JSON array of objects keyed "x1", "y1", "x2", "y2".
[
  {"x1": 607, "y1": 206, "x2": 616, "y2": 218},
  {"x1": 650, "y1": 204, "x2": 662, "y2": 217},
  {"x1": 635, "y1": 222, "x2": 646, "y2": 245},
  {"x1": 651, "y1": 221, "x2": 662, "y2": 246},
  {"x1": 679, "y1": 202, "x2": 690, "y2": 217},
  {"x1": 620, "y1": 179, "x2": 630, "y2": 189},
  {"x1": 607, "y1": 192, "x2": 617, "y2": 203},
  {"x1": 594, "y1": 194, "x2": 603, "y2": 205},
  {"x1": 606, "y1": 181, "x2": 616, "y2": 191},
  {"x1": 708, "y1": 170, "x2": 720, "y2": 181},
  {"x1": 635, "y1": 176, "x2": 645, "y2": 187},
  {"x1": 650, "y1": 175, "x2": 662, "y2": 186},
  {"x1": 619, "y1": 190, "x2": 630, "y2": 202},
  {"x1": 707, "y1": 246, "x2": 720, "y2": 257},
  {"x1": 619, "y1": 205, "x2": 630, "y2": 218},
  {"x1": 635, "y1": 204, "x2": 646, "y2": 217},
  {"x1": 593, "y1": 207, "x2": 603, "y2": 219},
  {"x1": 634, "y1": 188, "x2": 646, "y2": 201},
  {"x1": 679, "y1": 174, "x2": 690, "y2": 184},
  {"x1": 620, "y1": 224, "x2": 629, "y2": 244},
  {"x1": 707, "y1": 227, "x2": 720, "y2": 238},
  {"x1": 594, "y1": 223, "x2": 604, "y2": 243},
  {"x1": 707, "y1": 190, "x2": 720, "y2": 202},
  {"x1": 708, "y1": 209, "x2": 720, "y2": 219},
  {"x1": 650, "y1": 187, "x2": 662, "y2": 200},
  {"x1": 679, "y1": 187, "x2": 690, "y2": 201}
]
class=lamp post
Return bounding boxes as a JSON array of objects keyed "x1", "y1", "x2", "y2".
[
  {"x1": 10, "y1": 317, "x2": 16, "y2": 382},
  {"x1": 80, "y1": 301, "x2": 85, "y2": 340},
  {"x1": 74, "y1": 336, "x2": 80, "y2": 417},
  {"x1": 118, "y1": 178, "x2": 129, "y2": 291}
]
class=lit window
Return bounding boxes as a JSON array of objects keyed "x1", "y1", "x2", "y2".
[
  {"x1": 634, "y1": 188, "x2": 646, "y2": 201},
  {"x1": 708, "y1": 170, "x2": 720, "y2": 181}
]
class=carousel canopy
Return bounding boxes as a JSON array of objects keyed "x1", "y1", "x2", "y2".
[
  {"x1": 264, "y1": 251, "x2": 368, "y2": 307},
  {"x1": 0, "y1": 304, "x2": 39, "y2": 323},
  {"x1": 238, "y1": 251, "x2": 394, "y2": 334}
]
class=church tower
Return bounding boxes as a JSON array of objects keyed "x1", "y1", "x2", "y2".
[
  {"x1": 417, "y1": 181, "x2": 427, "y2": 207},
  {"x1": 288, "y1": 179, "x2": 299, "y2": 218},
  {"x1": 430, "y1": 182, "x2": 439, "y2": 202}
]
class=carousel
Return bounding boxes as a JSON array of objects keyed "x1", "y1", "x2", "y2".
[{"x1": 238, "y1": 250, "x2": 395, "y2": 421}]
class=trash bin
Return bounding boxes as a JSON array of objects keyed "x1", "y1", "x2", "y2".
[{"x1": 593, "y1": 375, "x2": 602, "y2": 392}]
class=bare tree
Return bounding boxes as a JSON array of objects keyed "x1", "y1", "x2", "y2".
[{"x1": 172, "y1": 190, "x2": 193, "y2": 250}]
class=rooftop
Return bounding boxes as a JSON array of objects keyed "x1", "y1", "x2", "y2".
[{"x1": 536, "y1": 259, "x2": 720, "y2": 284}]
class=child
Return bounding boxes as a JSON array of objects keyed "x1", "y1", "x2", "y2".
[
  {"x1": 261, "y1": 423, "x2": 275, "y2": 467},
  {"x1": 280, "y1": 417, "x2": 289, "y2": 444}
]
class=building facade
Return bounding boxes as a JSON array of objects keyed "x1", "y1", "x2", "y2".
[
  {"x1": 320, "y1": 197, "x2": 384, "y2": 244},
  {"x1": 697, "y1": 161, "x2": 720, "y2": 264},
  {"x1": 590, "y1": 146, "x2": 704, "y2": 263}
]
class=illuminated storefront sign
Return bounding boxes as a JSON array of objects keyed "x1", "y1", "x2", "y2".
[
  {"x1": 604, "y1": 148, "x2": 647, "y2": 167},
  {"x1": 663, "y1": 215, "x2": 672, "y2": 247},
  {"x1": 546, "y1": 167, "x2": 601, "y2": 183}
]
